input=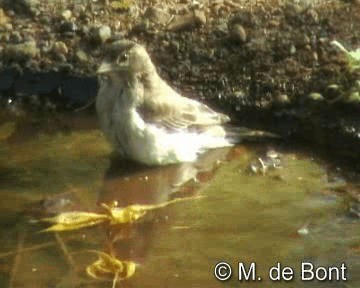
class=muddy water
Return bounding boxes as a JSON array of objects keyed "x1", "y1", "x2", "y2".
[{"x1": 0, "y1": 113, "x2": 359, "y2": 288}]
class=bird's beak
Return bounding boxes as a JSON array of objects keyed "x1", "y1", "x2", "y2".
[{"x1": 96, "y1": 62, "x2": 115, "y2": 74}]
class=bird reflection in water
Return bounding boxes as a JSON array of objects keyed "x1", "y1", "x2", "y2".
[{"x1": 97, "y1": 147, "x2": 232, "y2": 265}]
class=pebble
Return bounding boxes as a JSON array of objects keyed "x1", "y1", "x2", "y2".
[
  {"x1": 53, "y1": 41, "x2": 68, "y2": 55},
  {"x1": 194, "y1": 10, "x2": 206, "y2": 26},
  {"x1": 168, "y1": 10, "x2": 206, "y2": 31},
  {"x1": 308, "y1": 92, "x2": 324, "y2": 101},
  {"x1": 229, "y1": 24, "x2": 246, "y2": 43},
  {"x1": 61, "y1": 10, "x2": 72, "y2": 21},
  {"x1": 275, "y1": 94, "x2": 290, "y2": 104},
  {"x1": 75, "y1": 50, "x2": 88, "y2": 62},
  {"x1": 143, "y1": 7, "x2": 170, "y2": 25},
  {"x1": 4, "y1": 23, "x2": 13, "y2": 31},
  {"x1": 216, "y1": 20, "x2": 228, "y2": 33},
  {"x1": 98, "y1": 25, "x2": 111, "y2": 43},
  {"x1": 348, "y1": 92, "x2": 360, "y2": 103},
  {"x1": 290, "y1": 44, "x2": 296, "y2": 55},
  {"x1": 60, "y1": 21, "x2": 78, "y2": 34}
]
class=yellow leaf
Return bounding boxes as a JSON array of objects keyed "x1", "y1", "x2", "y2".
[
  {"x1": 40, "y1": 195, "x2": 205, "y2": 232},
  {"x1": 102, "y1": 195, "x2": 205, "y2": 225},
  {"x1": 41, "y1": 211, "x2": 109, "y2": 232},
  {"x1": 86, "y1": 251, "x2": 136, "y2": 282}
]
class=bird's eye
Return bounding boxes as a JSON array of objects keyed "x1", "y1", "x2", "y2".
[{"x1": 117, "y1": 53, "x2": 129, "y2": 63}]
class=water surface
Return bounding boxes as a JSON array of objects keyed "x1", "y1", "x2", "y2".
[{"x1": 0, "y1": 112, "x2": 359, "y2": 287}]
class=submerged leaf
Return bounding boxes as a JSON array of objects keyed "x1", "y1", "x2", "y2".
[
  {"x1": 41, "y1": 211, "x2": 109, "y2": 232},
  {"x1": 40, "y1": 195, "x2": 204, "y2": 232},
  {"x1": 103, "y1": 196, "x2": 205, "y2": 225},
  {"x1": 86, "y1": 251, "x2": 136, "y2": 282}
]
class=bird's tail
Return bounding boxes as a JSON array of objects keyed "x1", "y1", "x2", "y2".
[{"x1": 225, "y1": 126, "x2": 280, "y2": 144}]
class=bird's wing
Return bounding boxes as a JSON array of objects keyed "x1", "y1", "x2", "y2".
[{"x1": 138, "y1": 86, "x2": 230, "y2": 132}]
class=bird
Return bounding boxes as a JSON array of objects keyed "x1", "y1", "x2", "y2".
[{"x1": 96, "y1": 40, "x2": 249, "y2": 165}]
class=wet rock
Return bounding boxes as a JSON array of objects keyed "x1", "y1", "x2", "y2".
[
  {"x1": 229, "y1": 24, "x2": 246, "y2": 43},
  {"x1": 53, "y1": 41, "x2": 68, "y2": 55},
  {"x1": 98, "y1": 25, "x2": 112, "y2": 43},
  {"x1": 60, "y1": 21, "x2": 78, "y2": 34},
  {"x1": 143, "y1": 7, "x2": 171, "y2": 25},
  {"x1": 168, "y1": 10, "x2": 206, "y2": 31}
]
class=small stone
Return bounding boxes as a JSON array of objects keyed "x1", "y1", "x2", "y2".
[
  {"x1": 4, "y1": 23, "x2": 13, "y2": 31},
  {"x1": 143, "y1": 7, "x2": 170, "y2": 25},
  {"x1": 61, "y1": 10, "x2": 72, "y2": 20},
  {"x1": 308, "y1": 92, "x2": 324, "y2": 101},
  {"x1": 60, "y1": 21, "x2": 78, "y2": 34},
  {"x1": 290, "y1": 44, "x2": 296, "y2": 55},
  {"x1": 327, "y1": 84, "x2": 340, "y2": 90},
  {"x1": 216, "y1": 21, "x2": 228, "y2": 33},
  {"x1": 347, "y1": 92, "x2": 360, "y2": 103},
  {"x1": 98, "y1": 25, "x2": 111, "y2": 43},
  {"x1": 53, "y1": 41, "x2": 68, "y2": 55},
  {"x1": 168, "y1": 10, "x2": 206, "y2": 31},
  {"x1": 75, "y1": 50, "x2": 88, "y2": 62},
  {"x1": 230, "y1": 24, "x2": 246, "y2": 43},
  {"x1": 275, "y1": 94, "x2": 290, "y2": 104},
  {"x1": 194, "y1": 10, "x2": 206, "y2": 25}
]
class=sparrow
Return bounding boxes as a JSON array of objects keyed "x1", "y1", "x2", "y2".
[{"x1": 96, "y1": 40, "x2": 233, "y2": 165}]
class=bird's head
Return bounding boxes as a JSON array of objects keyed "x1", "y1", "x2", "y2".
[{"x1": 97, "y1": 40, "x2": 155, "y2": 78}]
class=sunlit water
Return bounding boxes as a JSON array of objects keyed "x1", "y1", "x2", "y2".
[{"x1": 0, "y1": 113, "x2": 359, "y2": 288}]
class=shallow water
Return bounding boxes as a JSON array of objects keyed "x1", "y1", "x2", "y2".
[{"x1": 0, "y1": 113, "x2": 359, "y2": 288}]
